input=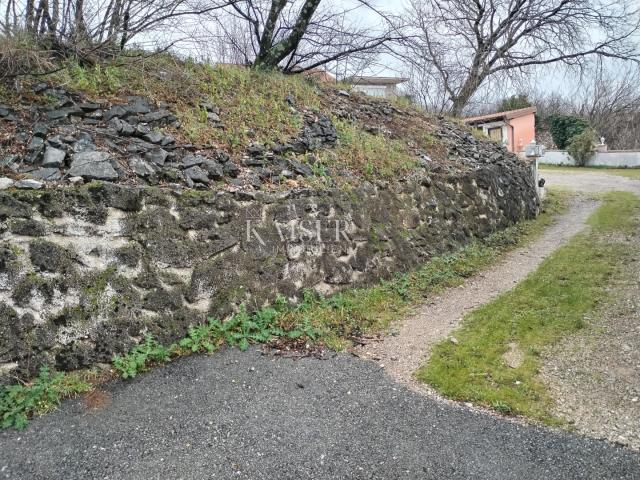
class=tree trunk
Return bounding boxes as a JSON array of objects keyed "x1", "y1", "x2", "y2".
[{"x1": 253, "y1": 0, "x2": 322, "y2": 70}]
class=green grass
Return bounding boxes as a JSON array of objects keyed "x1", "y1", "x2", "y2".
[
  {"x1": 0, "y1": 368, "x2": 91, "y2": 430},
  {"x1": 416, "y1": 191, "x2": 640, "y2": 424},
  {"x1": 317, "y1": 118, "x2": 417, "y2": 180},
  {"x1": 279, "y1": 190, "x2": 569, "y2": 349},
  {"x1": 540, "y1": 164, "x2": 640, "y2": 180},
  {"x1": 51, "y1": 57, "x2": 321, "y2": 152}
]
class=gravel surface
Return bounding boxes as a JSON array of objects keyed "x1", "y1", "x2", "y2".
[
  {"x1": 1, "y1": 349, "x2": 639, "y2": 480},
  {"x1": 541, "y1": 231, "x2": 640, "y2": 451},
  {"x1": 355, "y1": 197, "x2": 599, "y2": 389}
]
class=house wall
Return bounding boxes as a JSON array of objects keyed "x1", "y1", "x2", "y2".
[
  {"x1": 540, "y1": 150, "x2": 640, "y2": 168},
  {"x1": 351, "y1": 84, "x2": 398, "y2": 98},
  {"x1": 508, "y1": 114, "x2": 536, "y2": 153}
]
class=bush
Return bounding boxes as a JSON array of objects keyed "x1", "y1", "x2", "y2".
[
  {"x1": 0, "y1": 32, "x2": 55, "y2": 82},
  {"x1": 498, "y1": 94, "x2": 531, "y2": 112},
  {"x1": 567, "y1": 128, "x2": 596, "y2": 166},
  {"x1": 547, "y1": 115, "x2": 589, "y2": 149}
]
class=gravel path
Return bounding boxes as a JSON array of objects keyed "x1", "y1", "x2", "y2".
[
  {"x1": 355, "y1": 197, "x2": 599, "y2": 388},
  {"x1": 538, "y1": 169, "x2": 640, "y2": 451},
  {"x1": 1, "y1": 349, "x2": 639, "y2": 480}
]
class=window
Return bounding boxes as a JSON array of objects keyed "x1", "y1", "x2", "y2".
[{"x1": 488, "y1": 127, "x2": 503, "y2": 142}]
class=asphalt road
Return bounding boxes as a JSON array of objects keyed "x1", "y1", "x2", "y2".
[{"x1": 1, "y1": 348, "x2": 639, "y2": 480}]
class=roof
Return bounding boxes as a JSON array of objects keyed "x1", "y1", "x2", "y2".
[
  {"x1": 303, "y1": 69, "x2": 337, "y2": 83},
  {"x1": 344, "y1": 76, "x2": 409, "y2": 86},
  {"x1": 463, "y1": 106, "x2": 537, "y2": 124}
]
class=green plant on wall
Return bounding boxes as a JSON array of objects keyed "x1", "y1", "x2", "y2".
[
  {"x1": 567, "y1": 128, "x2": 597, "y2": 166},
  {"x1": 546, "y1": 115, "x2": 589, "y2": 149}
]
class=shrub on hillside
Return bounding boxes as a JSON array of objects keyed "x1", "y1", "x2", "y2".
[
  {"x1": 0, "y1": 32, "x2": 56, "y2": 82},
  {"x1": 567, "y1": 128, "x2": 597, "y2": 166},
  {"x1": 498, "y1": 94, "x2": 531, "y2": 112},
  {"x1": 547, "y1": 115, "x2": 589, "y2": 149}
]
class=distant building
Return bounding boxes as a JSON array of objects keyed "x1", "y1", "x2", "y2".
[
  {"x1": 303, "y1": 69, "x2": 337, "y2": 83},
  {"x1": 343, "y1": 76, "x2": 409, "y2": 99},
  {"x1": 464, "y1": 106, "x2": 537, "y2": 154}
]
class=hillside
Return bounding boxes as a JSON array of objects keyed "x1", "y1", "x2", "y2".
[{"x1": 0, "y1": 56, "x2": 520, "y2": 191}]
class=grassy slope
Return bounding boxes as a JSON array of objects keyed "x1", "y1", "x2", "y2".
[
  {"x1": 416, "y1": 191, "x2": 640, "y2": 424},
  {"x1": 540, "y1": 164, "x2": 640, "y2": 180},
  {"x1": 35, "y1": 58, "x2": 438, "y2": 183}
]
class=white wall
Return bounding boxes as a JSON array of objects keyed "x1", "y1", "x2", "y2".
[{"x1": 540, "y1": 150, "x2": 640, "y2": 168}]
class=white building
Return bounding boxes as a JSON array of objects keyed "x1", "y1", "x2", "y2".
[{"x1": 343, "y1": 76, "x2": 409, "y2": 99}]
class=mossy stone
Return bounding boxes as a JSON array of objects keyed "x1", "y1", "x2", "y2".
[{"x1": 29, "y1": 240, "x2": 75, "y2": 273}]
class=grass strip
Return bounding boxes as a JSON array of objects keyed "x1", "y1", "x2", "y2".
[{"x1": 416, "y1": 191, "x2": 640, "y2": 424}]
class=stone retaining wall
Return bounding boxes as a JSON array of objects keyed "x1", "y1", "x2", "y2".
[{"x1": 0, "y1": 164, "x2": 538, "y2": 381}]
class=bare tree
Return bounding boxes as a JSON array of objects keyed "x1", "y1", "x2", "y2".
[
  {"x1": 0, "y1": 0, "x2": 238, "y2": 58},
  {"x1": 209, "y1": 0, "x2": 394, "y2": 73},
  {"x1": 398, "y1": 0, "x2": 640, "y2": 116}
]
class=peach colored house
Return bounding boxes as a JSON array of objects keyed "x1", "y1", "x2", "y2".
[{"x1": 464, "y1": 106, "x2": 537, "y2": 154}]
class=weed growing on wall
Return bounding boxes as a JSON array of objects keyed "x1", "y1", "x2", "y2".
[{"x1": 0, "y1": 368, "x2": 91, "y2": 430}]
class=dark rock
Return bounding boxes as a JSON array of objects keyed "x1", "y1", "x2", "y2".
[
  {"x1": 45, "y1": 106, "x2": 83, "y2": 120},
  {"x1": 142, "y1": 131, "x2": 165, "y2": 144},
  {"x1": 114, "y1": 243, "x2": 143, "y2": 267},
  {"x1": 8, "y1": 218, "x2": 48, "y2": 236},
  {"x1": 145, "y1": 148, "x2": 169, "y2": 166},
  {"x1": 72, "y1": 137, "x2": 96, "y2": 153},
  {"x1": 128, "y1": 157, "x2": 155, "y2": 178},
  {"x1": 0, "y1": 105, "x2": 11, "y2": 117},
  {"x1": 46, "y1": 135, "x2": 65, "y2": 149},
  {"x1": 183, "y1": 155, "x2": 206, "y2": 168},
  {"x1": 25, "y1": 137, "x2": 45, "y2": 164},
  {"x1": 77, "y1": 102, "x2": 101, "y2": 112},
  {"x1": 109, "y1": 118, "x2": 135, "y2": 136},
  {"x1": 1, "y1": 155, "x2": 19, "y2": 167},
  {"x1": 84, "y1": 110, "x2": 103, "y2": 120},
  {"x1": 32, "y1": 122, "x2": 49, "y2": 138},
  {"x1": 288, "y1": 159, "x2": 313, "y2": 177},
  {"x1": 161, "y1": 135, "x2": 175, "y2": 147},
  {"x1": 222, "y1": 162, "x2": 240, "y2": 178},
  {"x1": 68, "y1": 151, "x2": 119, "y2": 181},
  {"x1": 243, "y1": 157, "x2": 264, "y2": 167},
  {"x1": 140, "y1": 110, "x2": 171, "y2": 123},
  {"x1": 247, "y1": 143, "x2": 266, "y2": 157},
  {"x1": 184, "y1": 166, "x2": 209, "y2": 184},
  {"x1": 135, "y1": 124, "x2": 151, "y2": 136},
  {"x1": 28, "y1": 168, "x2": 62, "y2": 181},
  {"x1": 207, "y1": 111, "x2": 221, "y2": 123},
  {"x1": 143, "y1": 288, "x2": 183, "y2": 312},
  {"x1": 126, "y1": 139, "x2": 152, "y2": 154},
  {"x1": 0, "y1": 194, "x2": 32, "y2": 220},
  {"x1": 104, "y1": 105, "x2": 128, "y2": 121},
  {"x1": 87, "y1": 182, "x2": 141, "y2": 211},
  {"x1": 199, "y1": 101, "x2": 219, "y2": 114},
  {"x1": 202, "y1": 160, "x2": 224, "y2": 180},
  {"x1": 127, "y1": 97, "x2": 151, "y2": 114},
  {"x1": 42, "y1": 147, "x2": 66, "y2": 167},
  {"x1": 30, "y1": 240, "x2": 74, "y2": 273}
]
